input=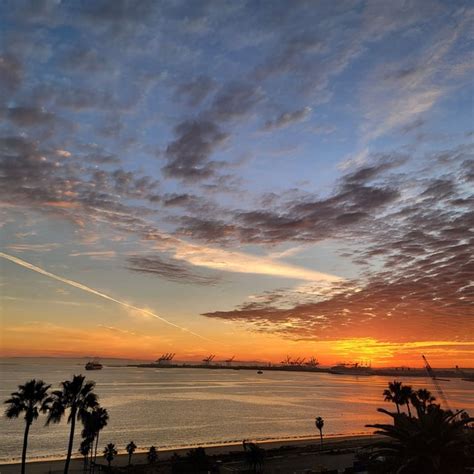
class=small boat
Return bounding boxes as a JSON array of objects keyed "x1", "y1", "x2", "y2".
[
  {"x1": 85, "y1": 359, "x2": 103, "y2": 370},
  {"x1": 257, "y1": 370, "x2": 263, "y2": 374}
]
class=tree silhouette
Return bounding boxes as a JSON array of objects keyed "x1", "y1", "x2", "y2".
[
  {"x1": 79, "y1": 439, "x2": 91, "y2": 471},
  {"x1": 103, "y1": 443, "x2": 117, "y2": 469},
  {"x1": 4, "y1": 379, "x2": 51, "y2": 474},
  {"x1": 383, "y1": 381, "x2": 404, "y2": 414},
  {"x1": 126, "y1": 441, "x2": 137, "y2": 465},
  {"x1": 412, "y1": 388, "x2": 436, "y2": 414},
  {"x1": 400, "y1": 384, "x2": 414, "y2": 417},
  {"x1": 90, "y1": 407, "x2": 109, "y2": 470},
  {"x1": 315, "y1": 416, "x2": 324, "y2": 452},
  {"x1": 367, "y1": 406, "x2": 473, "y2": 473},
  {"x1": 46, "y1": 375, "x2": 99, "y2": 474}
]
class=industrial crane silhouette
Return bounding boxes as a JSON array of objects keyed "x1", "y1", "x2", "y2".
[
  {"x1": 422, "y1": 354, "x2": 450, "y2": 410},
  {"x1": 225, "y1": 355, "x2": 235, "y2": 366},
  {"x1": 203, "y1": 354, "x2": 215, "y2": 365}
]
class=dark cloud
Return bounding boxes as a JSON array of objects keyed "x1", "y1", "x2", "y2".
[
  {"x1": 208, "y1": 82, "x2": 263, "y2": 122},
  {"x1": 163, "y1": 119, "x2": 229, "y2": 180},
  {"x1": 163, "y1": 193, "x2": 194, "y2": 207},
  {"x1": 174, "y1": 75, "x2": 216, "y2": 107},
  {"x1": 262, "y1": 106, "x2": 312, "y2": 131},
  {"x1": 0, "y1": 54, "x2": 22, "y2": 97},
  {"x1": 127, "y1": 255, "x2": 220, "y2": 285},
  {"x1": 1, "y1": 106, "x2": 55, "y2": 127}
]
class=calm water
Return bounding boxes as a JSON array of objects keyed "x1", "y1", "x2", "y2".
[{"x1": 1, "y1": 358, "x2": 473, "y2": 463}]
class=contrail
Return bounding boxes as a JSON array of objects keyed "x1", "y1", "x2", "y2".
[{"x1": 0, "y1": 251, "x2": 217, "y2": 343}]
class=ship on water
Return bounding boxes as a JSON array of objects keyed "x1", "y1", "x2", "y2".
[
  {"x1": 85, "y1": 359, "x2": 103, "y2": 370},
  {"x1": 330, "y1": 361, "x2": 373, "y2": 376}
]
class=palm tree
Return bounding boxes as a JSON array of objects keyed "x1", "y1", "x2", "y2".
[
  {"x1": 46, "y1": 374, "x2": 99, "y2": 474},
  {"x1": 400, "y1": 384, "x2": 414, "y2": 417},
  {"x1": 79, "y1": 439, "x2": 91, "y2": 471},
  {"x1": 383, "y1": 381, "x2": 404, "y2": 414},
  {"x1": 4, "y1": 379, "x2": 51, "y2": 474},
  {"x1": 90, "y1": 407, "x2": 109, "y2": 470},
  {"x1": 126, "y1": 441, "x2": 137, "y2": 465},
  {"x1": 315, "y1": 416, "x2": 324, "y2": 452},
  {"x1": 147, "y1": 445, "x2": 158, "y2": 464},
  {"x1": 414, "y1": 388, "x2": 436, "y2": 413},
  {"x1": 103, "y1": 443, "x2": 117, "y2": 470},
  {"x1": 367, "y1": 405, "x2": 474, "y2": 473}
]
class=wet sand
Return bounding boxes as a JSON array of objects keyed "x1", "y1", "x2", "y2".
[{"x1": 0, "y1": 434, "x2": 379, "y2": 473}]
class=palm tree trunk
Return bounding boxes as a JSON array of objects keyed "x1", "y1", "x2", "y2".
[
  {"x1": 21, "y1": 421, "x2": 31, "y2": 474},
  {"x1": 395, "y1": 403, "x2": 400, "y2": 414},
  {"x1": 64, "y1": 407, "x2": 77, "y2": 474},
  {"x1": 128, "y1": 453, "x2": 131, "y2": 465},
  {"x1": 319, "y1": 431, "x2": 323, "y2": 452},
  {"x1": 92, "y1": 431, "x2": 100, "y2": 473},
  {"x1": 406, "y1": 402, "x2": 412, "y2": 418}
]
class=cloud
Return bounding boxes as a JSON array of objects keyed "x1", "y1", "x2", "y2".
[
  {"x1": 203, "y1": 145, "x2": 474, "y2": 342},
  {"x1": 262, "y1": 106, "x2": 312, "y2": 131},
  {"x1": 174, "y1": 75, "x2": 216, "y2": 106},
  {"x1": 1, "y1": 106, "x2": 55, "y2": 127},
  {"x1": 127, "y1": 255, "x2": 221, "y2": 285},
  {"x1": 163, "y1": 120, "x2": 229, "y2": 180}
]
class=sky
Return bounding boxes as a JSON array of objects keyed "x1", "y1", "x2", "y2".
[{"x1": 0, "y1": 0, "x2": 473, "y2": 367}]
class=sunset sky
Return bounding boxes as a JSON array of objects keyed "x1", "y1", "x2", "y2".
[{"x1": 1, "y1": 0, "x2": 473, "y2": 367}]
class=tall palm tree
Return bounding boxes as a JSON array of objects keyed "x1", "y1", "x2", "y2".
[
  {"x1": 126, "y1": 441, "x2": 137, "y2": 465},
  {"x1": 383, "y1": 381, "x2": 404, "y2": 414},
  {"x1": 46, "y1": 374, "x2": 99, "y2": 474},
  {"x1": 315, "y1": 416, "x2": 324, "y2": 452},
  {"x1": 400, "y1": 384, "x2": 414, "y2": 417},
  {"x1": 4, "y1": 379, "x2": 51, "y2": 474},
  {"x1": 79, "y1": 439, "x2": 91, "y2": 471},
  {"x1": 414, "y1": 388, "x2": 436, "y2": 413},
  {"x1": 90, "y1": 407, "x2": 109, "y2": 470},
  {"x1": 367, "y1": 406, "x2": 473, "y2": 473},
  {"x1": 103, "y1": 443, "x2": 117, "y2": 470}
]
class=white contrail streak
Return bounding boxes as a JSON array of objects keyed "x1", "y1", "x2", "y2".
[{"x1": 0, "y1": 251, "x2": 216, "y2": 343}]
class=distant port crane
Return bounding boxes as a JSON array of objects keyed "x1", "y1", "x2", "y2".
[
  {"x1": 281, "y1": 355, "x2": 319, "y2": 367},
  {"x1": 305, "y1": 357, "x2": 319, "y2": 367},
  {"x1": 225, "y1": 355, "x2": 235, "y2": 366},
  {"x1": 156, "y1": 353, "x2": 175, "y2": 365},
  {"x1": 203, "y1": 354, "x2": 216, "y2": 365}
]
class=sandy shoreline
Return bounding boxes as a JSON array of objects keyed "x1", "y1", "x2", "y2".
[{"x1": 0, "y1": 433, "x2": 378, "y2": 473}]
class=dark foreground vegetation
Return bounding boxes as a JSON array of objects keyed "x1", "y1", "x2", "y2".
[{"x1": 4, "y1": 377, "x2": 473, "y2": 473}]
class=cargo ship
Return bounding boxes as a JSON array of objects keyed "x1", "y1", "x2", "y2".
[{"x1": 85, "y1": 359, "x2": 103, "y2": 370}]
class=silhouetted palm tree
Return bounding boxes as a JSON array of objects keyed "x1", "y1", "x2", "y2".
[
  {"x1": 90, "y1": 407, "x2": 109, "y2": 469},
  {"x1": 400, "y1": 384, "x2": 414, "y2": 417},
  {"x1": 413, "y1": 388, "x2": 436, "y2": 413},
  {"x1": 367, "y1": 406, "x2": 473, "y2": 473},
  {"x1": 147, "y1": 446, "x2": 158, "y2": 464},
  {"x1": 383, "y1": 381, "x2": 404, "y2": 414},
  {"x1": 103, "y1": 443, "x2": 117, "y2": 470},
  {"x1": 126, "y1": 441, "x2": 137, "y2": 465},
  {"x1": 46, "y1": 375, "x2": 99, "y2": 474},
  {"x1": 79, "y1": 439, "x2": 91, "y2": 471},
  {"x1": 315, "y1": 416, "x2": 324, "y2": 452},
  {"x1": 4, "y1": 379, "x2": 51, "y2": 474},
  {"x1": 244, "y1": 442, "x2": 265, "y2": 473}
]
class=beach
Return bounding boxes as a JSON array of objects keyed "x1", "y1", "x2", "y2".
[{"x1": 0, "y1": 433, "x2": 380, "y2": 473}]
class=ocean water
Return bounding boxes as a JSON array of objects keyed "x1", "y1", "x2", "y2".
[{"x1": 1, "y1": 358, "x2": 473, "y2": 463}]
